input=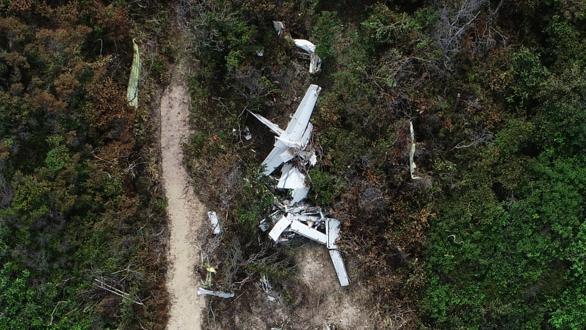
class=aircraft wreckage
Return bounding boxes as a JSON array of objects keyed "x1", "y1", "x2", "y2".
[{"x1": 250, "y1": 84, "x2": 349, "y2": 287}]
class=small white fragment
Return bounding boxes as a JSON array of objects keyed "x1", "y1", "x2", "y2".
[
  {"x1": 409, "y1": 121, "x2": 421, "y2": 180},
  {"x1": 309, "y1": 52, "x2": 322, "y2": 74},
  {"x1": 273, "y1": 21, "x2": 285, "y2": 36},
  {"x1": 328, "y1": 249, "x2": 349, "y2": 287},
  {"x1": 197, "y1": 287, "x2": 234, "y2": 298},
  {"x1": 243, "y1": 126, "x2": 252, "y2": 140},
  {"x1": 256, "y1": 48, "x2": 264, "y2": 57},
  {"x1": 309, "y1": 152, "x2": 317, "y2": 166},
  {"x1": 259, "y1": 218, "x2": 270, "y2": 232},
  {"x1": 268, "y1": 215, "x2": 293, "y2": 242},
  {"x1": 289, "y1": 220, "x2": 327, "y2": 245},
  {"x1": 207, "y1": 211, "x2": 222, "y2": 235}
]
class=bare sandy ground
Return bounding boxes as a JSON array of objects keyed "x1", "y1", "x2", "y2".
[{"x1": 161, "y1": 77, "x2": 204, "y2": 330}]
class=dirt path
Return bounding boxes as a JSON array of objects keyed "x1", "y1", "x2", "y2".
[{"x1": 161, "y1": 75, "x2": 205, "y2": 330}]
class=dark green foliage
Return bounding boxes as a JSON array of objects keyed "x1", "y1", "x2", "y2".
[
  {"x1": 311, "y1": 11, "x2": 342, "y2": 60},
  {"x1": 423, "y1": 6, "x2": 586, "y2": 328},
  {"x1": 309, "y1": 168, "x2": 345, "y2": 206}
]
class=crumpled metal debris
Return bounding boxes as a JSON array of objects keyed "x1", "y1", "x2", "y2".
[
  {"x1": 249, "y1": 84, "x2": 320, "y2": 205},
  {"x1": 273, "y1": 21, "x2": 285, "y2": 36},
  {"x1": 263, "y1": 203, "x2": 349, "y2": 287},
  {"x1": 207, "y1": 211, "x2": 222, "y2": 235},
  {"x1": 250, "y1": 82, "x2": 349, "y2": 286},
  {"x1": 197, "y1": 287, "x2": 234, "y2": 299},
  {"x1": 409, "y1": 121, "x2": 421, "y2": 180},
  {"x1": 293, "y1": 39, "x2": 322, "y2": 74},
  {"x1": 126, "y1": 39, "x2": 141, "y2": 108},
  {"x1": 243, "y1": 126, "x2": 252, "y2": 140}
]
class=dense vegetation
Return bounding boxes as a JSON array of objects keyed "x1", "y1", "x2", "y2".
[
  {"x1": 0, "y1": 1, "x2": 173, "y2": 328},
  {"x1": 184, "y1": 0, "x2": 585, "y2": 328},
  {"x1": 2, "y1": 0, "x2": 584, "y2": 328}
]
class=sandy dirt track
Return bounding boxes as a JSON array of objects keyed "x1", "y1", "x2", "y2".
[{"x1": 161, "y1": 78, "x2": 204, "y2": 330}]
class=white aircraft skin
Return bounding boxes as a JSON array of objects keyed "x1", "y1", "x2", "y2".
[{"x1": 251, "y1": 84, "x2": 321, "y2": 175}]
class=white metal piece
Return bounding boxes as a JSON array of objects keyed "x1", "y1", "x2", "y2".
[
  {"x1": 273, "y1": 21, "x2": 285, "y2": 36},
  {"x1": 259, "y1": 218, "x2": 270, "y2": 232},
  {"x1": 243, "y1": 126, "x2": 252, "y2": 140},
  {"x1": 328, "y1": 249, "x2": 349, "y2": 286},
  {"x1": 277, "y1": 164, "x2": 306, "y2": 189},
  {"x1": 309, "y1": 152, "x2": 317, "y2": 166},
  {"x1": 291, "y1": 186, "x2": 310, "y2": 204},
  {"x1": 409, "y1": 121, "x2": 421, "y2": 180},
  {"x1": 309, "y1": 52, "x2": 322, "y2": 74},
  {"x1": 289, "y1": 220, "x2": 327, "y2": 245},
  {"x1": 197, "y1": 287, "x2": 234, "y2": 298},
  {"x1": 268, "y1": 215, "x2": 293, "y2": 242},
  {"x1": 293, "y1": 39, "x2": 316, "y2": 53},
  {"x1": 327, "y1": 218, "x2": 341, "y2": 249},
  {"x1": 207, "y1": 211, "x2": 222, "y2": 235},
  {"x1": 127, "y1": 39, "x2": 141, "y2": 108},
  {"x1": 293, "y1": 39, "x2": 321, "y2": 74}
]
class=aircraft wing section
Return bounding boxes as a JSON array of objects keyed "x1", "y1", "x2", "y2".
[
  {"x1": 261, "y1": 140, "x2": 291, "y2": 175},
  {"x1": 284, "y1": 84, "x2": 321, "y2": 143},
  {"x1": 249, "y1": 111, "x2": 285, "y2": 136}
]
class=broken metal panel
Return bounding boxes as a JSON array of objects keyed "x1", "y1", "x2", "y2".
[
  {"x1": 197, "y1": 288, "x2": 234, "y2": 299},
  {"x1": 289, "y1": 220, "x2": 327, "y2": 244},
  {"x1": 327, "y1": 218, "x2": 341, "y2": 249},
  {"x1": 273, "y1": 21, "x2": 285, "y2": 36},
  {"x1": 261, "y1": 140, "x2": 289, "y2": 175},
  {"x1": 293, "y1": 39, "x2": 321, "y2": 74},
  {"x1": 409, "y1": 121, "x2": 421, "y2": 180},
  {"x1": 309, "y1": 52, "x2": 322, "y2": 74},
  {"x1": 277, "y1": 164, "x2": 306, "y2": 189},
  {"x1": 328, "y1": 249, "x2": 349, "y2": 287},
  {"x1": 268, "y1": 215, "x2": 293, "y2": 242},
  {"x1": 293, "y1": 39, "x2": 316, "y2": 53},
  {"x1": 291, "y1": 186, "x2": 310, "y2": 204},
  {"x1": 207, "y1": 211, "x2": 222, "y2": 235},
  {"x1": 126, "y1": 39, "x2": 141, "y2": 108}
]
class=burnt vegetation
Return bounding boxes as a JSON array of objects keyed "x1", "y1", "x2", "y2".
[{"x1": 0, "y1": 1, "x2": 176, "y2": 328}]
